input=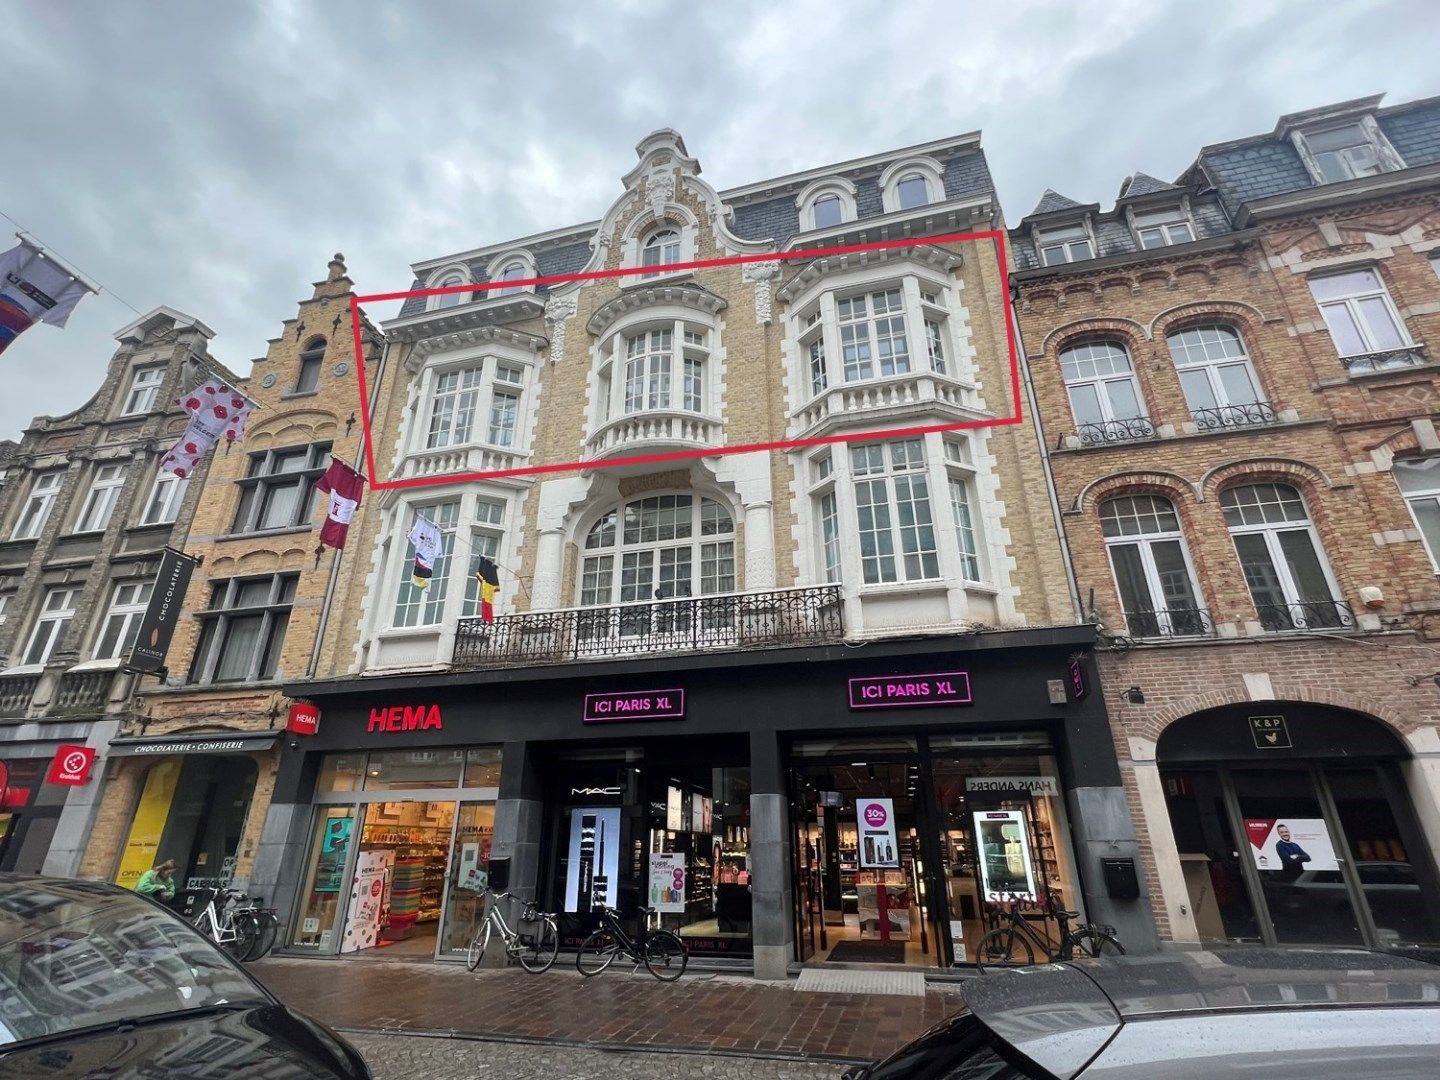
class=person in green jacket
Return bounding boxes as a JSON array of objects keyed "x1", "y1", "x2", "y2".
[{"x1": 134, "y1": 859, "x2": 177, "y2": 903}]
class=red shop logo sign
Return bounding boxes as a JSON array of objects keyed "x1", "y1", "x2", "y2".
[{"x1": 367, "y1": 705, "x2": 443, "y2": 733}]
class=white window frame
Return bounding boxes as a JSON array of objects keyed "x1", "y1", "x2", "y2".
[
  {"x1": 23, "y1": 585, "x2": 81, "y2": 666},
  {"x1": 0, "y1": 592, "x2": 10, "y2": 627},
  {"x1": 1221, "y1": 484, "x2": 1345, "y2": 631},
  {"x1": 120, "y1": 366, "x2": 164, "y2": 416},
  {"x1": 576, "y1": 494, "x2": 736, "y2": 606},
  {"x1": 392, "y1": 501, "x2": 461, "y2": 629},
  {"x1": 10, "y1": 469, "x2": 65, "y2": 541},
  {"x1": 461, "y1": 498, "x2": 506, "y2": 618},
  {"x1": 1130, "y1": 205, "x2": 1195, "y2": 249},
  {"x1": 1166, "y1": 324, "x2": 1267, "y2": 422},
  {"x1": 1100, "y1": 495, "x2": 1205, "y2": 638},
  {"x1": 1059, "y1": 340, "x2": 1149, "y2": 438},
  {"x1": 808, "y1": 451, "x2": 841, "y2": 585},
  {"x1": 1293, "y1": 119, "x2": 1401, "y2": 185},
  {"x1": 1036, "y1": 222, "x2": 1094, "y2": 266},
  {"x1": 641, "y1": 227, "x2": 682, "y2": 275},
  {"x1": 1393, "y1": 459, "x2": 1440, "y2": 572},
  {"x1": 596, "y1": 321, "x2": 713, "y2": 425},
  {"x1": 427, "y1": 266, "x2": 471, "y2": 311},
  {"x1": 75, "y1": 463, "x2": 126, "y2": 534},
  {"x1": 94, "y1": 579, "x2": 155, "y2": 660},
  {"x1": 795, "y1": 178, "x2": 858, "y2": 233},
  {"x1": 1308, "y1": 268, "x2": 1414, "y2": 370},
  {"x1": 141, "y1": 468, "x2": 189, "y2": 525},
  {"x1": 943, "y1": 438, "x2": 983, "y2": 583},
  {"x1": 879, "y1": 158, "x2": 944, "y2": 214},
  {"x1": 849, "y1": 438, "x2": 940, "y2": 585},
  {"x1": 494, "y1": 263, "x2": 527, "y2": 297},
  {"x1": 837, "y1": 288, "x2": 910, "y2": 382}
]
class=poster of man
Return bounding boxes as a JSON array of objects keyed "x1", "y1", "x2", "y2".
[{"x1": 1244, "y1": 818, "x2": 1340, "y2": 876}]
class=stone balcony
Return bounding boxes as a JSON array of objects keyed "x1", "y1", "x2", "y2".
[
  {"x1": 792, "y1": 372, "x2": 982, "y2": 438},
  {"x1": 0, "y1": 661, "x2": 134, "y2": 721},
  {"x1": 584, "y1": 410, "x2": 725, "y2": 461},
  {"x1": 398, "y1": 443, "x2": 529, "y2": 481}
]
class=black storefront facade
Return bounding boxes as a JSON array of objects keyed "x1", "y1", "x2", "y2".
[{"x1": 262, "y1": 625, "x2": 1158, "y2": 976}]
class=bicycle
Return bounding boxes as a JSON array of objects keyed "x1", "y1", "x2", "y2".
[
  {"x1": 465, "y1": 890, "x2": 559, "y2": 974},
  {"x1": 190, "y1": 888, "x2": 259, "y2": 962},
  {"x1": 576, "y1": 903, "x2": 687, "y2": 982},
  {"x1": 976, "y1": 892, "x2": 1124, "y2": 972},
  {"x1": 235, "y1": 903, "x2": 279, "y2": 962}
]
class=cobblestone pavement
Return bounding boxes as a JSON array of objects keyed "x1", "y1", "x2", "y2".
[
  {"x1": 252, "y1": 956, "x2": 963, "y2": 1063},
  {"x1": 347, "y1": 1032, "x2": 843, "y2": 1079}
]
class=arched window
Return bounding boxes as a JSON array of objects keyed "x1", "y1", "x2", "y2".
[
  {"x1": 642, "y1": 228, "x2": 681, "y2": 272},
  {"x1": 434, "y1": 272, "x2": 467, "y2": 310},
  {"x1": 1059, "y1": 340, "x2": 1151, "y2": 443},
  {"x1": 1221, "y1": 483, "x2": 1346, "y2": 631},
  {"x1": 1100, "y1": 494, "x2": 1204, "y2": 638},
  {"x1": 1167, "y1": 325, "x2": 1269, "y2": 428},
  {"x1": 495, "y1": 263, "x2": 526, "y2": 297},
  {"x1": 296, "y1": 337, "x2": 326, "y2": 394},
  {"x1": 896, "y1": 173, "x2": 931, "y2": 210},
  {"x1": 812, "y1": 194, "x2": 843, "y2": 229},
  {"x1": 579, "y1": 494, "x2": 735, "y2": 608}
]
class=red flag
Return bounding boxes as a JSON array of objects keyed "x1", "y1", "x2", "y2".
[{"x1": 315, "y1": 459, "x2": 365, "y2": 549}]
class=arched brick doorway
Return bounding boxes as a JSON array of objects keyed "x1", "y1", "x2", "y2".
[{"x1": 1157, "y1": 702, "x2": 1439, "y2": 948}]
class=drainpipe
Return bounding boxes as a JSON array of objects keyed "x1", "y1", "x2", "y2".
[{"x1": 306, "y1": 334, "x2": 390, "y2": 678}]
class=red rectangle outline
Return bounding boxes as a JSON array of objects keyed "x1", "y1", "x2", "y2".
[{"x1": 349, "y1": 229, "x2": 1021, "y2": 489}]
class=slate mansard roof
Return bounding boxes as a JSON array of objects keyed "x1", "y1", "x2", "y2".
[{"x1": 395, "y1": 134, "x2": 997, "y2": 317}]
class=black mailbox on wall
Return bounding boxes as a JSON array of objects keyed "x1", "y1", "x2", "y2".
[{"x1": 1101, "y1": 857, "x2": 1140, "y2": 900}]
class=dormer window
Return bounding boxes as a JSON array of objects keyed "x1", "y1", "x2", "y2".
[
  {"x1": 495, "y1": 264, "x2": 527, "y2": 297},
  {"x1": 642, "y1": 228, "x2": 681, "y2": 272},
  {"x1": 433, "y1": 272, "x2": 467, "y2": 310},
  {"x1": 1133, "y1": 207, "x2": 1193, "y2": 249},
  {"x1": 813, "y1": 195, "x2": 843, "y2": 229},
  {"x1": 880, "y1": 158, "x2": 944, "y2": 214},
  {"x1": 797, "y1": 179, "x2": 858, "y2": 232},
  {"x1": 896, "y1": 174, "x2": 930, "y2": 210},
  {"x1": 1303, "y1": 123, "x2": 1386, "y2": 183},
  {"x1": 1038, "y1": 223, "x2": 1093, "y2": 266}
]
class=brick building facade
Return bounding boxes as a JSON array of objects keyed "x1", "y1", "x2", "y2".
[
  {"x1": 1012, "y1": 94, "x2": 1440, "y2": 948},
  {"x1": 0, "y1": 307, "x2": 229, "y2": 876},
  {"x1": 78, "y1": 255, "x2": 383, "y2": 899}
]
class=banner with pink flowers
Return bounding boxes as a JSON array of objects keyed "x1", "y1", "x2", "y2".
[{"x1": 160, "y1": 380, "x2": 256, "y2": 478}]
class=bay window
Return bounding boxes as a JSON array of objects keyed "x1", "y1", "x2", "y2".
[
  {"x1": 599, "y1": 324, "x2": 711, "y2": 422},
  {"x1": 838, "y1": 289, "x2": 909, "y2": 381},
  {"x1": 424, "y1": 360, "x2": 527, "y2": 450},
  {"x1": 1100, "y1": 495, "x2": 1205, "y2": 638},
  {"x1": 851, "y1": 439, "x2": 938, "y2": 584},
  {"x1": 190, "y1": 574, "x2": 297, "y2": 683},
  {"x1": 1222, "y1": 483, "x2": 1347, "y2": 631},
  {"x1": 1308, "y1": 269, "x2": 1414, "y2": 371}
]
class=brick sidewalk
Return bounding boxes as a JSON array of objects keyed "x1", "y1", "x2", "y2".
[{"x1": 251, "y1": 957, "x2": 965, "y2": 1064}]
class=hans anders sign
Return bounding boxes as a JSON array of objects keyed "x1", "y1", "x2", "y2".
[
  {"x1": 367, "y1": 705, "x2": 444, "y2": 733},
  {"x1": 583, "y1": 689, "x2": 685, "y2": 724},
  {"x1": 848, "y1": 672, "x2": 972, "y2": 710},
  {"x1": 966, "y1": 776, "x2": 1060, "y2": 797}
]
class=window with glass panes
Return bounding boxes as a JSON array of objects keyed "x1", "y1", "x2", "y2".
[
  {"x1": 1166, "y1": 325, "x2": 1264, "y2": 417},
  {"x1": 295, "y1": 338, "x2": 326, "y2": 393},
  {"x1": 232, "y1": 443, "x2": 330, "y2": 533},
  {"x1": 495, "y1": 263, "x2": 526, "y2": 296},
  {"x1": 189, "y1": 575, "x2": 297, "y2": 683},
  {"x1": 121, "y1": 367, "x2": 164, "y2": 415},
  {"x1": 925, "y1": 320, "x2": 947, "y2": 374},
  {"x1": 851, "y1": 439, "x2": 938, "y2": 584},
  {"x1": 1303, "y1": 124, "x2": 1387, "y2": 183},
  {"x1": 614, "y1": 326, "x2": 708, "y2": 416},
  {"x1": 10, "y1": 469, "x2": 64, "y2": 541},
  {"x1": 838, "y1": 290, "x2": 909, "y2": 382},
  {"x1": 94, "y1": 580, "x2": 155, "y2": 660},
  {"x1": 141, "y1": 469, "x2": 189, "y2": 525},
  {"x1": 896, "y1": 174, "x2": 930, "y2": 209},
  {"x1": 461, "y1": 498, "x2": 506, "y2": 617},
  {"x1": 801, "y1": 309, "x2": 827, "y2": 395},
  {"x1": 1308, "y1": 269, "x2": 1412, "y2": 368},
  {"x1": 427, "y1": 366, "x2": 483, "y2": 448},
  {"x1": 943, "y1": 438, "x2": 981, "y2": 581},
  {"x1": 1037, "y1": 223, "x2": 1093, "y2": 265},
  {"x1": 393, "y1": 501, "x2": 459, "y2": 627},
  {"x1": 642, "y1": 228, "x2": 681, "y2": 271},
  {"x1": 1221, "y1": 483, "x2": 1344, "y2": 631},
  {"x1": 810, "y1": 452, "x2": 841, "y2": 584},
  {"x1": 812, "y1": 194, "x2": 843, "y2": 229},
  {"x1": 1133, "y1": 207, "x2": 1194, "y2": 249},
  {"x1": 23, "y1": 585, "x2": 80, "y2": 666},
  {"x1": 1392, "y1": 459, "x2": 1440, "y2": 572},
  {"x1": 1100, "y1": 495, "x2": 1204, "y2": 638},
  {"x1": 1060, "y1": 340, "x2": 1146, "y2": 431},
  {"x1": 487, "y1": 365, "x2": 522, "y2": 446},
  {"x1": 433, "y1": 272, "x2": 466, "y2": 309},
  {"x1": 76, "y1": 463, "x2": 125, "y2": 533},
  {"x1": 579, "y1": 495, "x2": 734, "y2": 605}
]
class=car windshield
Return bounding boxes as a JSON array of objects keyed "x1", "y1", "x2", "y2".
[{"x1": 0, "y1": 877, "x2": 268, "y2": 1046}]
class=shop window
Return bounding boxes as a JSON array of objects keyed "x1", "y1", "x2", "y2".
[
  {"x1": 392, "y1": 500, "x2": 460, "y2": 628},
  {"x1": 1100, "y1": 495, "x2": 1205, "y2": 639},
  {"x1": 362, "y1": 749, "x2": 465, "y2": 791},
  {"x1": 231, "y1": 443, "x2": 331, "y2": 534},
  {"x1": 75, "y1": 463, "x2": 125, "y2": 533},
  {"x1": 120, "y1": 366, "x2": 164, "y2": 416},
  {"x1": 1221, "y1": 483, "x2": 1347, "y2": 631},
  {"x1": 295, "y1": 337, "x2": 326, "y2": 394},
  {"x1": 1393, "y1": 458, "x2": 1440, "y2": 571},
  {"x1": 22, "y1": 585, "x2": 80, "y2": 666},
  {"x1": 463, "y1": 748, "x2": 502, "y2": 788},
  {"x1": 140, "y1": 468, "x2": 189, "y2": 525},
  {"x1": 188, "y1": 573, "x2": 298, "y2": 683},
  {"x1": 850, "y1": 439, "x2": 939, "y2": 584},
  {"x1": 317, "y1": 753, "x2": 366, "y2": 794}
]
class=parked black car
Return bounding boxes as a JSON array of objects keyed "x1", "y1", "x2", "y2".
[
  {"x1": 843, "y1": 949, "x2": 1440, "y2": 1079},
  {"x1": 0, "y1": 874, "x2": 369, "y2": 1078}
]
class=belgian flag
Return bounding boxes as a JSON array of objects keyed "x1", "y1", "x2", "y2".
[{"x1": 475, "y1": 556, "x2": 500, "y2": 623}]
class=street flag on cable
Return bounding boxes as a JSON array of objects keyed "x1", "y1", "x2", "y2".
[
  {"x1": 0, "y1": 237, "x2": 96, "y2": 356},
  {"x1": 315, "y1": 458, "x2": 365, "y2": 549},
  {"x1": 475, "y1": 557, "x2": 500, "y2": 623},
  {"x1": 160, "y1": 381, "x2": 256, "y2": 478},
  {"x1": 409, "y1": 513, "x2": 442, "y2": 589}
]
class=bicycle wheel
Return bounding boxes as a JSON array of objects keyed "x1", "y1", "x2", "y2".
[
  {"x1": 976, "y1": 927, "x2": 1034, "y2": 972},
  {"x1": 466, "y1": 921, "x2": 491, "y2": 972},
  {"x1": 518, "y1": 915, "x2": 559, "y2": 974},
  {"x1": 224, "y1": 913, "x2": 259, "y2": 963},
  {"x1": 577, "y1": 930, "x2": 619, "y2": 976},
  {"x1": 1071, "y1": 929, "x2": 1126, "y2": 959},
  {"x1": 245, "y1": 911, "x2": 279, "y2": 962},
  {"x1": 642, "y1": 930, "x2": 687, "y2": 982}
]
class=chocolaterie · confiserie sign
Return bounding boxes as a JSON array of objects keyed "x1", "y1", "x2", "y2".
[{"x1": 848, "y1": 672, "x2": 972, "y2": 710}]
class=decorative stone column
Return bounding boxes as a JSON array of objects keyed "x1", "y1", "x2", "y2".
[{"x1": 742, "y1": 501, "x2": 776, "y2": 591}]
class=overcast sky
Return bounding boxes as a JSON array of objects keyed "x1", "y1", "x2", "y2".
[{"x1": 3, "y1": 0, "x2": 1438, "y2": 440}]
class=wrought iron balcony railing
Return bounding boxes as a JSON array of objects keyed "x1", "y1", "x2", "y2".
[
  {"x1": 1340, "y1": 345, "x2": 1426, "y2": 374},
  {"x1": 1122, "y1": 607, "x2": 1216, "y2": 640},
  {"x1": 1256, "y1": 599, "x2": 1356, "y2": 633},
  {"x1": 453, "y1": 585, "x2": 845, "y2": 670},
  {"x1": 1077, "y1": 416, "x2": 1157, "y2": 446},
  {"x1": 1191, "y1": 402, "x2": 1277, "y2": 431}
]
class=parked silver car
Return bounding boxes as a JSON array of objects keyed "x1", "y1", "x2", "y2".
[{"x1": 843, "y1": 949, "x2": 1440, "y2": 1079}]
